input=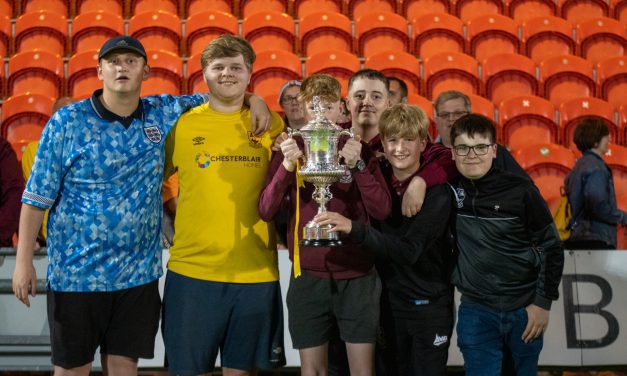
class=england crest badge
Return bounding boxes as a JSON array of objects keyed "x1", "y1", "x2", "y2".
[{"x1": 144, "y1": 126, "x2": 162, "y2": 143}]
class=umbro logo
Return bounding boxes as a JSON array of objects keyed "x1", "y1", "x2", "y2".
[
  {"x1": 193, "y1": 136, "x2": 205, "y2": 145},
  {"x1": 433, "y1": 333, "x2": 448, "y2": 347}
]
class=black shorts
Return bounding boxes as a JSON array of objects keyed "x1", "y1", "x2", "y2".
[{"x1": 47, "y1": 280, "x2": 161, "y2": 369}]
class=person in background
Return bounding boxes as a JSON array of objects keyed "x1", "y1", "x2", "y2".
[
  {"x1": 279, "y1": 80, "x2": 306, "y2": 130},
  {"x1": 387, "y1": 77, "x2": 408, "y2": 106},
  {"x1": 0, "y1": 135, "x2": 23, "y2": 248}
]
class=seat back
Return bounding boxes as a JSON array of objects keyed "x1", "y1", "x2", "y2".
[
  {"x1": 559, "y1": 97, "x2": 616, "y2": 149},
  {"x1": 522, "y1": 16, "x2": 575, "y2": 63},
  {"x1": 365, "y1": 51, "x2": 420, "y2": 94},
  {"x1": 347, "y1": 0, "x2": 396, "y2": 20},
  {"x1": 75, "y1": 0, "x2": 124, "y2": 16},
  {"x1": 128, "y1": 11, "x2": 182, "y2": 55},
  {"x1": 466, "y1": 13, "x2": 521, "y2": 62},
  {"x1": 8, "y1": 50, "x2": 64, "y2": 97},
  {"x1": 239, "y1": 0, "x2": 287, "y2": 19},
  {"x1": 300, "y1": 11, "x2": 352, "y2": 56},
  {"x1": 412, "y1": 13, "x2": 464, "y2": 59},
  {"x1": 603, "y1": 143, "x2": 627, "y2": 197},
  {"x1": 1, "y1": 93, "x2": 55, "y2": 156},
  {"x1": 403, "y1": 0, "x2": 450, "y2": 23},
  {"x1": 185, "y1": 11, "x2": 238, "y2": 56},
  {"x1": 305, "y1": 50, "x2": 360, "y2": 96},
  {"x1": 540, "y1": 55, "x2": 595, "y2": 105},
  {"x1": 482, "y1": 53, "x2": 538, "y2": 105},
  {"x1": 68, "y1": 50, "x2": 101, "y2": 99},
  {"x1": 14, "y1": 10, "x2": 68, "y2": 56},
  {"x1": 407, "y1": 93, "x2": 437, "y2": 138},
  {"x1": 423, "y1": 52, "x2": 480, "y2": 100},
  {"x1": 185, "y1": 0, "x2": 232, "y2": 17},
  {"x1": 242, "y1": 11, "x2": 295, "y2": 53},
  {"x1": 293, "y1": 0, "x2": 342, "y2": 19},
  {"x1": 21, "y1": 0, "x2": 69, "y2": 17},
  {"x1": 141, "y1": 50, "x2": 183, "y2": 96},
  {"x1": 499, "y1": 95, "x2": 556, "y2": 150},
  {"x1": 597, "y1": 56, "x2": 627, "y2": 109},
  {"x1": 513, "y1": 143, "x2": 576, "y2": 200},
  {"x1": 506, "y1": 0, "x2": 557, "y2": 22},
  {"x1": 130, "y1": 0, "x2": 179, "y2": 16},
  {"x1": 455, "y1": 0, "x2": 504, "y2": 22},
  {"x1": 71, "y1": 11, "x2": 124, "y2": 54},
  {"x1": 559, "y1": 0, "x2": 609, "y2": 24},
  {"x1": 355, "y1": 11, "x2": 409, "y2": 58},
  {"x1": 576, "y1": 17, "x2": 627, "y2": 65},
  {"x1": 250, "y1": 50, "x2": 302, "y2": 98}
]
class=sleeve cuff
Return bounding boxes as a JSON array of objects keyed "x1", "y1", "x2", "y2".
[
  {"x1": 22, "y1": 191, "x2": 54, "y2": 210},
  {"x1": 533, "y1": 295, "x2": 553, "y2": 310}
]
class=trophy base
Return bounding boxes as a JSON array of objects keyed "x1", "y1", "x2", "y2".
[{"x1": 300, "y1": 238, "x2": 343, "y2": 247}]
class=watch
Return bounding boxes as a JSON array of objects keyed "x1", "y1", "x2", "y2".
[{"x1": 350, "y1": 159, "x2": 366, "y2": 173}]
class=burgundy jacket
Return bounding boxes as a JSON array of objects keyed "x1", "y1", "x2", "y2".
[{"x1": 0, "y1": 137, "x2": 24, "y2": 247}]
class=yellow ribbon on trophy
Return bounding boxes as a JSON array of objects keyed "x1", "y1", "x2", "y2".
[{"x1": 293, "y1": 159, "x2": 305, "y2": 278}]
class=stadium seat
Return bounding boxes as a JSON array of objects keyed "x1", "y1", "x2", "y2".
[
  {"x1": 513, "y1": 143, "x2": 576, "y2": 200},
  {"x1": 576, "y1": 17, "x2": 627, "y2": 65},
  {"x1": 299, "y1": 11, "x2": 352, "y2": 56},
  {"x1": 239, "y1": 0, "x2": 287, "y2": 19},
  {"x1": 412, "y1": 13, "x2": 464, "y2": 59},
  {"x1": 141, "y1": 50, "x2": 183, "y2": 96},
  {"x1": 71, "y1": 11, "x2": 124, "y2": 54},
  {"x1": 20, "y1": 0, "x2": 69, "y2": 17},
  {"x1": 185, "y1": 11, "x2": 238, "y2": 56},
  {"x1": 128, "y1": 10, "x2": 182, "y2": 55},
  {"x1": 0, "y1": 15, "x2": 9, "y2": 57},
  {"x1": 75, "y1": 0, "x2": 125, "y2": 16},
  {"x1": 347, "y1": 0, "x2": 396, "y2": 20},
  {"x1": 597, "y1": 56, "x2": 627, "y2": 109},
  {"x1": 186, "y1": 52, "x2": 205, "y2": 94},
  {"x1": 454, "y1": 0, "x2": 504, "y2": 22},
  {"x1": 402, "y1": 0, "x2": 450, "y2": 23},
  {"x1": 264, "y1": 93, "x2": 283, "y2": 114},
  {"x1": 365, "y1": 51, "x2": 420, "y2": 94},
  {"x1": 0, "y1": 57, "x2": 4, "y2": 99},
  {"x1": 14, "y1": 10, "x2": 67, "y2": 56},
  {"x1": 1, "y1": 93, "x2": 55, "y2": 159},
  {"x1": 130, "y1": 0, "x2": 179, "y2": 16},
  {"x1": 185, "y1": 0, "x2": 232, "y2": 17},
  {"x1": 250, "y1": 50, "x2": 302, "y2": 99},
  {"x1": 614, "y1": 0, "x2": 627, "y2": 24},
  {"x1": 0, "y1": 0, "x2": 13, "y2": 17},
  {"x1": 467, "y1": 93, "x2": 496, "y2": 121},
  {"x1": 355, "y1": 11, "x2": 410, "y2": 58},
  {"x1": 67, "y1": 50, "x2": 100, "y2": 99},
  {"x1": 539, "y1": 55, "x2": 595, "y2": 105},
  {"x1": 8, "y1": 50, "x2": 64, "y2": 97},
  {"x1": 559, "y1": 97, "x2": 617, "y2": 149},
  {"x1": 423, "y1": 52, "x2": 480, "y2": 100},
  {"x1": 242, "y1": 11, "x2": 295, "y2": 53},
  {"x1": 603, "y1": 143, "x2": 627, "y2": 197},
  {"x1": 522, "y1": 16, "x2": 576, "y2": 64},
  {"x1": 558, "y1": 0, "x2": 610, "y2": 24},
  {"x1": 505, "y1": 0, "x2": 557, "y2": 22},
  {"x1": 482, "y1": 53, "x2": 538, "y2": 105},
  {"x1": 293, "y1": 0, "x2": 342, "y2": 19},
  {"x1": 499, "y1": 95, "x2": 557, "y2": 151},
  {"x1": 407, "y1": 93, "x2": 436, "y2": 138},
  {"x1": 305, "y1": 50, "x2": 360, "y2": 96},
  {"x1": 466, "y1": 14, "x2": 521, "y2": 62}
]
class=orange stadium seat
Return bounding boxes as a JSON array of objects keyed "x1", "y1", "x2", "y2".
[
  {"x1": 67, "y1": 50, "x2": 100, "y2": 99},
  {"x1": 293, "y1": 0, "x2": 342, "y2": 19},
  {"x1": 558, "y1": 0, "x2": 610, "y2": 24},
  {"x1": 467, "y1": 93, "x2": 495, "y2": 121},
  {"x1": 365, "y1": 51, "x2": 420, "y2": 94},
  {"x1": 0, "y1": 57, "x2": 4, "y2": 99},
  {"x1": 299, "y1": 11, "x2": 353, "y2": 56},
  {"x1": 14, "y1": 10, "x2": 67, "y2": 56},
  {"x1": 597, "y1": 56, "x2": 627, "y2": 109},
  {"x1": 128, "y1": 10, "x2": 182, "y2": 55},
  {"x1": 264, "y1": 93, "x2": 283, "y2": 114},
  {"x1": 482, "y1": 53, "x2": 538, "y2": 105},
  {"x1": 0, "y1": 0, "x2": 13, "y2": 17},
  {"x1": 454, "y1": 0, "x2": 504, "y2": 22},
  {"x1": 614, "y1": 0, "x2": 627, "y2": 24},
  {"x1": 505, "y1": 0, "x2": 557, "y2": 22},
  {"x1": 185, "y1": 11, "x2": 238, "y2": 56},
  {"x1": 141, "y1": 50, "x2": 183, "y2": 96},
  {"x1": 559, "y1": 97, "x2": 617, "y2": 150},
  {"x1": 522, "y1": 16, "x2": 576, "y2": 64},
  {"x1": 239, "y1": 0, "x2": 288, "y2": 19},
  {"x1": 347, "y1": 0, "x2": 396, "y2": 20},
  {"x1": 75, "y1": 0, "x2": 125, "y2": 16},
  {"x1": 604, "y1": 143, "x2": 627, "y2": 197},
  {"x1": 402, "y1": 0, "x2": 450, "y2": 23},
  {"x1": 539, "y1": 55, "x2": 595, "y2": 105},
  {"x1": 186, "y1": 52, "x2": 205, "y2": 94},
  {"x1": 423, "y1": 52, "x2": 480, "y2": 100},
  {"x1": 355, "y1": 11, "x2": 410, "y2": 58},
  {"x1": 0, "y1": 15, "x2": 10, "y2": 57},
  {"x1": 620, "y1": 104, "x2": 627, "y2": 146},
  {"x1": 250, "y1": 50, "x2": 302, "y2": 99},
  {"x1": 1, "y1": 93, "x2": 55, "y2": 159},
  {"x1": 412, "y1": 13, "x2": 464, "y2": 59},
  {"x1": 499, "y1": 95, "x2": 557, "y2": 151},
  {"x1": 305, "y1": 50, "x2": 360, "y2": 96},
  {"x1": 8, "y1": 50, "x2": 64, "y2": 97},
  {"x1": 407, "y1": 93, "x2": 436, "y2": 137},
  {"x1": 20, "y1": 0, "x2": 69, "y2": 17},
  {"x1": 242, "y1": 11, "x2": 295, "y2": 53},
  {"x1": 71, "y1": 11, "x2": 124, "y2": 54},
  {"x1": 130, "y1": 0, "x2": 179, "y2": 16},
  {"x1": 513, "y1": 143, "x2": 576, "y2": 200},
  {"x1": 185, "y1": 0, "x2": 232, "y2": 17},
  {"x1": 576, "y1": 17, "x2": 627, "y2": 65},
  {"x1": 466, "y1": 14, "x2": 521, "y2": 62}
]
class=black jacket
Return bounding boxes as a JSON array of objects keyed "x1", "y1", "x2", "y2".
[{"x1": 449, "y1": 167, "x2": 564, "y2": 311}]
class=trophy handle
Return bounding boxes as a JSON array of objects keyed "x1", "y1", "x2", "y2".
[
  {"x1": 339, "y1": 127, "x2": 354, "y2": 139},
  {"x1": 287, "y1": 127, "x2": 302, "y2": 139}
]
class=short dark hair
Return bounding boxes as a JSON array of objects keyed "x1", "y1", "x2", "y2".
[
  {"x1": 348, "y1": 69, "x2": 389, "y2": 93},
  {"x1": 450, "y1": 114, "x2": 496, "y2": 146},
  {"x1": 573, "y1": 117, "x2": 610, "y2": 152},
  {"x1": 387, "y1": 76, "x2": 408, "y2": 99}
]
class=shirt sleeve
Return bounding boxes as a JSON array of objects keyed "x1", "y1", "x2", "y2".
[
  {"x1": 352, "y1": 144, "x2": 392, "y2": 220},
  {"x1": 417, "y1": 142, "x2": 458, "y2": 187},
  {"x1": 584, "y1": 169, "x2": 627, "y2": 225},
  {"x1": 258, "y1": 151, "x2": 295, "y2": 222}
]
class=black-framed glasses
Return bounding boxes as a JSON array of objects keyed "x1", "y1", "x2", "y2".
[
  {"x1": 437, "y1": 111, "x2": 468, "y2": 120},
  {"x1": 453, "y1": 144, "x2": 494, "y2": 156},
  {"x1": 281, "y1": 95, "x2": 299, "y2": 104}
]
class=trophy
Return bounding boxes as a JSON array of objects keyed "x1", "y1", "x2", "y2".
[{"x1": 289, "y1": 96, "x2": 353, "y2": 247}]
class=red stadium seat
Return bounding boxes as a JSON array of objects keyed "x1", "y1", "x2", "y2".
[
  {"x1": 412, "y1": 13, "x2": 464, "y2": 59},
  {"x1": 1, "y1": 93, "x2": 55, "y2": 159},
  {"x1": 597, "y1": 56, "x2": 627, "y2": 109},
  {"x1": 539, "y1": 55, "x2": 595, "y2": 105},
  {"x1": 0, "y1": 56, "x2": 4, "y2": 99},
  {"x1": 0, "y1": 15, "x2": 10, "y2": 57},
  {"x1": 305, "y1": 50, "x2": 360, "y2": 96},
  {"x1": 355, "y1": 11, "x2": 410, "y2": 58},
  {"x1": 423, "y1": 52, "x2": 480, "y2": 100},
  {"x1": 14, "y1": 10, "x2": 67, "y2": 56},
  {"x1": 614, "y1": 0, "x2": 627, "y2": 24},
  {"x1": 185, "y1": 0, "x2": 232, "y2": 17},
  {"x1": 407, "y1": 93, "x2": 437, "y2": 138},
  {"x1": 293, "y1": 0, "x2": 342, "y2": 19},
  {"x1": 8, "y1": 50, "x2": 64, "y2": 97},
  {"x1": 499, "y1": 95, "x2": 557, "y2": 151},
  {"x1": 603, "y1": 143, "x2": 627, "y2": 197},
  {"x1": 505, "y1": 0, "x2": 557, "y2": 22},
  {"x1": 67, "y1": 50, "x2": 100, "y2": 99},
  {"x1": 185, "y1": 11, "x2": 238, "y2": 56},
  {"x1": 239, "y1": 0, "x2": 288, "y2": 19},
  {"x1": 299, "y1": 11, "x2": 353, "y2": 56},
  {"x1": 513, "y1": 143, "x2": 576, "y2": 200},
  {"x1": 242, "y1": 11, "x2": 295, "y2": 53},
  {"x1": 347, "y1": 0, "x2": 396, "y2": 20},
  {"x1": 576, "y1": 17, "x2": 627, "y2": 65},
  {"x1": 130, "y1": 0, "x2": 179, "y2": 16},
  {"x1": 559, "y1": 97, "x2": 617, "y2": 149},
  {"x1": 75, "y1": 0, "x2": 124, "y2": 16},
  {"x1": 20, "y1": 0, "x2": 69, "y2": 17},
  {"x1": 128, "y1": 10, "x2": 182, "y2": 55},
  {"x1": 454, "y1": 0, "x2": 504, "y2": 22},
  {"x1": 402, "y1": 0, "x2": 450, "y2": 23},
  {"x1": 250, "y1": 50, "x2": 302, "y2": 99},
  {"x1": 365, "y1": 51, "x2": 420, "y2": 94},
  {"x1": 467, "y1": 93, "x2": 495, "y2": 121},
  {"x1": 0, "y1": 0, "x2": 13, "y2": 17},
  {"x1": 558, "y1": 0, "x2": 609, "y2": 24},
  {"x1": 71, "y1": 11, "x2": 124, "y2": 54},
  {"x1": 186, "y1": 52, "x2": 205, "y2": 94},
  {"x1": 466, "y1": 14, "x2": 521, "y2": 62},
  {"x1": 522, "y1": 16, "x2": 575, "y2": 64},
  {"x1": 482, "y1": 53, "x2": 538, "y2": 105},
  {"x1": 141, "y1": 50, "x2": 183, "y2": 96}
]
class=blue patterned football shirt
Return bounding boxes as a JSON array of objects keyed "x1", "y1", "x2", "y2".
[{"x1": 22, "y1": 91, "x2": 208, "y2": 292}]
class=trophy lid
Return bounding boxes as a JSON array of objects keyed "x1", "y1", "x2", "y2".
[{"x1": 299, "y1": 96, "x2": 343, "y2": 132}]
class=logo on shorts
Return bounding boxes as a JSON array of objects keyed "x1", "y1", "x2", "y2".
[
  {"x1": 433, "y1": 333, "x2": 448, "y2": 347},
  {"x1": 143, "y1": 126, "x2": 162, "y2": 143}
]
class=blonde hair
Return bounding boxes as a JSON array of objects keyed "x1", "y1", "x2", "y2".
[
  {"x1": 200, "y1": 34, "x2": 256, "y2": 71},
  {"x1": 298, "y1": 74, "x2": 341, "y2": 104},
  {"x1": 379, "y1": 104, "x2": 430, "y2": 141}
]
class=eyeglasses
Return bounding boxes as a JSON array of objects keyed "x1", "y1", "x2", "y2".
[
  {"x1": 453, "y1": 144, "x2": 494, "y2": 156},
  {"x1": 437, "y1": 111, "x2": 468, "y2": 120},
  {"x1": 281, "y1": 95, "x2": 299, "y2": 104}
]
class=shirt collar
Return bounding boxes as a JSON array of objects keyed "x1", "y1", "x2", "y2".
[{"x1": 89, "y1": 89, "x2": 144, "y2": 128}]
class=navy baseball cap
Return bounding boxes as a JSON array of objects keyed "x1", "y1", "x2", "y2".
[{"x1": 98, "y1": 36, "x2": 147, "y2": 60}]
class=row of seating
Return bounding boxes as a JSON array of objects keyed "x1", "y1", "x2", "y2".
[
  {"x1": 3, "y1": 0, "x2": 626, "y2": 24},
  {"x1": 2, "y1": 8, "x2": 625, "y2": 61}
]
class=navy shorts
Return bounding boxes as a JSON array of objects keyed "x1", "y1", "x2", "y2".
[
  {"x1": 47, "y1": 280, "x2": 161, "y2": 369},
  {"x1": 162, "y1": 271, "x2": 286, "y2": 375}
]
